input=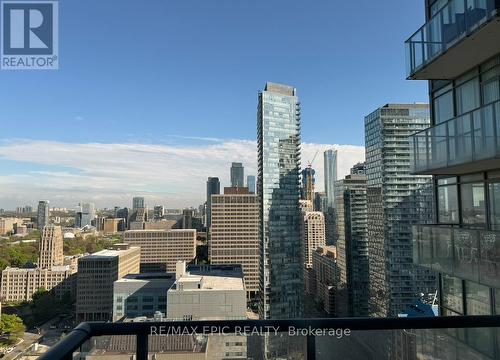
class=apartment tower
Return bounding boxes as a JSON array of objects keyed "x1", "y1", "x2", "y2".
[
  {"x1": 257, "y1": 82, "x2": 302, "y2": 319},
  {"x1": 365, "y1": 103, "x2": 436, "y2": 317},
  {"x1": 334, "y1": 165, "x2": 369, "y2": 317}
]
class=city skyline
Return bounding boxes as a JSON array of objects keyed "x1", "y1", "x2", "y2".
[
  {"x1": 0, "y1": 0, "x2": 427, "y2": 210},
  {"x1": 0, "y1": 140, "x2": 365, "y2": 209}
]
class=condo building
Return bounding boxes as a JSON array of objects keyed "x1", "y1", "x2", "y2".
[
  {"x1": 257, "y1": 82, "x2": 302, "y2": 319},
  {"x1": 123, "y1": 229, "x2": 196, "y2": 272},
  {"x1": 365, "y1": 103, "x2": 437, "y2": 317},
  {"x1": 76, "y1": 244, "x2": 140, "y2": 321},
  {"x1": 37, "y1": 200, "x2": 49, "y2": 228},
  {"x1": 334, "y1": 168, "x2": 369, "y2": 317},
  {"x1": 301, "y1": 212, "x2": 326, "y2": 269},
  {"x1": 210, "y1": 190, "x2": 259, "y2": 298},
  {"x1": 306, "y1": 246, "x2": 340, "y2": 315}
]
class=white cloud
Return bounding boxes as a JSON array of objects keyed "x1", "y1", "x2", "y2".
[{"x1": 0, "y1": 139, "x2": 364, "y2": 209}]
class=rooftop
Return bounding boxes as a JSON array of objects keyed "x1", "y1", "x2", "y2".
[{"x1": 174, "y1": 274, "x2": 244, "y2": 291}]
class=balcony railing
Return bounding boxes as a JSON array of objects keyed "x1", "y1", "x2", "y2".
[
  {"x1": 405, "y1": 0, "x2": 498, "y2": 79},
  {"x1": 413, "y1": 224, "x2": 500, "y2": 288},
  {"x1": 410, "y1": 100, "x2": 500, "y2": 175},
  {"x1": 38, "y1": 317, "x2": 500, "y2": 360}
]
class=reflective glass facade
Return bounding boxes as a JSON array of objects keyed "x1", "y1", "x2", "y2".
[
  {"x1": 323, "y1": 149, "x2": 337, "y2": 209},
  {"x1": 365, "y1": 104, "x2": 436, "y2": 317},
  {"x1": 257, "y1": 82, "x2": 302, "y2": 319},
  {"x1": 230, "y1": 162, "x2": 245, "y2": 187}
]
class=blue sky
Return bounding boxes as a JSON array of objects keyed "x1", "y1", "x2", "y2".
[{"x1": 0, "y1": 0, "x2": 428, "y2": 208}]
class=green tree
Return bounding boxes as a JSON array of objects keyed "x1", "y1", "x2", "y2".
[{"x1": 0, "y1": 314, "x2": 25, "y2": 338}]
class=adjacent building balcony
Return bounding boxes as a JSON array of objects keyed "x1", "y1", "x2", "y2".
[
  {"x1": 405, "y1": 0, "x2": 499, "y2": 80},
  {"x1": 410, "y1": 100, "x2": 500, "y2": 175},
  {"x1": 413, "y1": 224, "x2": 500, "y2": 289}
]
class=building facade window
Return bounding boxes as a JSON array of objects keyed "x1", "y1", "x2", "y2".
[
  {"x1": 460, "y1": 179, "x2": 486, "y2": 226},
  {"x1": 456, "y1": 76, "x2": 480, "y2": 115},
  {"x1": 488, "y1": 173, "x2": 500, "y2": 230},
  {"x1": 437, "y1": 178, "x2": 459, "y2": 223},
  {"x1": 433, "y1": 85, "x2": 454, "y2": 125}
]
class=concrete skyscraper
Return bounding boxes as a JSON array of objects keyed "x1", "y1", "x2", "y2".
[
  {"x1": 37, "y1": 200, "x2": 50, "y2": 228},
  {"x1": 258, "y1": 82, "x2": 302, "y2": 319},
  {"x1": 206, "y1": 177, "x2": 220, "y2": 228},
  {"x1": 210, "y1": 188, "x2": 259, "y2": 299},
  {"x1": 230, "y1": 162, "x2": 245, "y2": 187},
  {"x1": 365, "y1": 103, "x2": 436, "y2": 317},
  {"x1": 334, "y1": 165, "x2": 369, "y2": 317},
  {"x1": 301, "y1": 212, "x2": 326, "y2": 269},
  {"x1": 39, "y1": 225, "x2": 64, "y2": 269},
  {"x1": 324, "y1": 149, "x2": 338, "y2": 209},
  {"x1": 246, "y1": 175, "x2": 256, "y2": 194}
]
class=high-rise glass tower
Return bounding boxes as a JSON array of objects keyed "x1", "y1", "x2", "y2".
[
  {"x1": 365, "y1": 103, "x2": 436, "y2": 317},
  {"x1": 206, "y1": 177, "x2": 220, "y2": 228},
  {"x1": 132, "y1": 197, "x2": 145, "y2": 210},
  {"x1": 37, "y1": 200, "x2": 50, "y2": 229},
  {"x1": 324, "y1": 149, "x2": 338, "y2": 209},
  {"x1": 258, "y1": 82, "x2": 302, "y2": 319},
  {"x1": 230, "y1": 162, "x2": 245, "y2": 187},
  {"x1": 246, "y1": 175, "x2": 256, "y2": 194}
]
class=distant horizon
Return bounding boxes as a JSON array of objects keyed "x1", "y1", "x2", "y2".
[{"x1": 0, "y1": 138, "x2": 366, "y2": 209}]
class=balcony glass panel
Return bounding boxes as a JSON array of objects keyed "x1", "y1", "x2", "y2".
[
  {"x1": 432, "y1": 226, "x2": 454, "y2": 272},
  {"x1": 411, "y1": 100, "x2": 500, "y2": 174},
  {"x1": 413, "y1": 225, "x2": 500, "y2": 288},
  {"x1": 489, "y1": 182, "x2": 500, "y2": 230},
  {"x1": 479, "y1": 231, "x2": 500, "y2": 285},
  {"x1": 405, "y1": 0, "x2": 497, "y2": 78},
  {"x1": 465, "y1": 281, "x2": 492, "y2": 315},
  {"x1": 453, "y1": 228, "x2": 480, "y2": 281}
]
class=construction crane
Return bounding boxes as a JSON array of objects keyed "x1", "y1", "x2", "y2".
[{"x1": 308, "y1": 150, "x2": 319, "y2": 168}]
